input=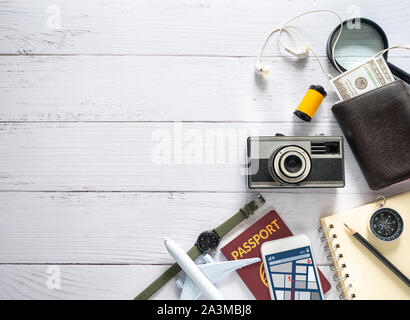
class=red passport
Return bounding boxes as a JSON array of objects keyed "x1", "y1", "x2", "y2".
[{"x1": 221, "y1": 210, "x2": 331, "y2": 300}]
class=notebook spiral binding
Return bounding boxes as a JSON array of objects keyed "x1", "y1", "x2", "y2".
[{"x1": 318, "y1": 224, "x2": 356, "y2": 300}]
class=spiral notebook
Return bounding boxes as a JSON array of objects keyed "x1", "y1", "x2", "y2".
[{"x1": 320, "y1": 191, "x2": 410, "y2": 300}]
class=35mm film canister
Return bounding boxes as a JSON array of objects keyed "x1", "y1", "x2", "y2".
[{"x1": 294, "y1": 85, "x2": 327, "y2": 122}]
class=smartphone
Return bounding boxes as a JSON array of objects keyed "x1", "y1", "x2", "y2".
[{"x1": 261, "y1": 234, "x2": 323, "y2": 300}]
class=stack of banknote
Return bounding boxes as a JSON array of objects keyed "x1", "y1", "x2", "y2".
[{"x1": 331, "y1": 56, "x2": 394, "y2": 102}]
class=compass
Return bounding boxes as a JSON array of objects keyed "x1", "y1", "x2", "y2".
[{"x1": 369, "y1": 207, "x2": 404, "y2": 242}]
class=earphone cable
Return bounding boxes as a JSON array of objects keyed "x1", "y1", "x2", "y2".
[{"x1": 256, "y1": 9, "x2": 344, "y2": 80}]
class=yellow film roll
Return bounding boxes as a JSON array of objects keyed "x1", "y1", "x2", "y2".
[{"x1": 294, "y1": 85, "x2": 327, "y2": 122}]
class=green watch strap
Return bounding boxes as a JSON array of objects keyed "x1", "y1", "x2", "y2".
[
  {"x1": 134, "y1": 245, "x2": 202, "y2": 300},
  {"x1": 134, "y1": 194, "x2": 265, "y2": 300},
  {"x1": 214, "y1": 194, "x2": 265, "y2": 238}
]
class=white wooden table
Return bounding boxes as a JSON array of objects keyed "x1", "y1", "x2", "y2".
[{"x1": 0, "y1": 0, "x2": 409, "y2": 300}]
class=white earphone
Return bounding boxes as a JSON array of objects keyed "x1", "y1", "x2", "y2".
[
  {"x1": 255, "y1": 44, "x2": 310, "y2": 76},
  {"x1": 255, "y1": 26, "x2": 312, "y2": 76},
  {"x1": 255, "y1": 61, "x2": 271, "y2": 76},
  {"x1": 255, "y1": 10, "x2": 344, "y2": 80},
  {"x1": 284, "y1": 46, "x2": 310, "y2": 58},
  {"x1": 255, "y1": 10, "x2": 410, "y2": 79}
]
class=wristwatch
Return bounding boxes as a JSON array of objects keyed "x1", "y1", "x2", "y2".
[{"x1": 134, "y1": 194, "x2": 266, "y2": 300}]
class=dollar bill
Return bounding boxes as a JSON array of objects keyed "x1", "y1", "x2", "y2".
[
  {"x1": 331, "y1": 57, "x2": 393, "y2": 101},
  {"x1": 375, "y1": 56, "x2": 394, "y2": 82}
]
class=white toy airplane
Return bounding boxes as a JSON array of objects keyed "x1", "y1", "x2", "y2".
[{"x1": 164, "y1": 237, "x2": 260, "y2": 300}]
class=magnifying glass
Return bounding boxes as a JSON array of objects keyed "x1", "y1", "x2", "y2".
[{"x1": 327, "y1": 17, "x2": 410, "y2": 84}]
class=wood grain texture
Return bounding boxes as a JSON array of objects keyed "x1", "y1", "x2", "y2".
[
  {"x1": 1, "y1": 0, "x2": 409, "y2": 300},
  {"x1": 0, "y1": 264, "x2": 340, "y2": 300},
  {"x1": 1, "y1": 56, "x2": 409, "y2": 122},
  {"x1": 1, "y1": 122, "x2": 410, "y2": 193},
  {"x1": 0, "y1": 191, "x2": 397, "y2": 265},
  {"x1": 1, "y1": 0, "x2": 409, "y2": 56}
]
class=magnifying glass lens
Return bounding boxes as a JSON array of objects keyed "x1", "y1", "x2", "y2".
[{"x1": 332, "y1": 23, "x2": 385, "y2": 70}]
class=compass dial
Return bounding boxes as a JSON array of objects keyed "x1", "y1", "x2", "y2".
[
  {"x1": 369, "y1": 208, "x2": 403, "y2": 241},
  {"x1": 196, "y1": 231, "x2": 220, "y2": 253}
]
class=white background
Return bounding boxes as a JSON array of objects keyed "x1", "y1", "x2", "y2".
[{"x1": 0, "y1": 0, "x2": 409, "y2": 299}]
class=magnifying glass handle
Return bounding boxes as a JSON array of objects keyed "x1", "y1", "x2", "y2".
[{"x1": 387, "y1": 62, "x2": 410, "y2": 84}]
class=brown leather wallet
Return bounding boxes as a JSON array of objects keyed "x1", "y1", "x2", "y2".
[{"x1": 332, "y1": 80, "x2": 410, "y2": 190}]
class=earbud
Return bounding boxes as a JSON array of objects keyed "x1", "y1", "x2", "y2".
[
  {"x1": 255, "y1": 61, "x2": 270, "y2": 76},
  {"x1": 284, "y1": 45, "x2": 310, "y2": 58},
  {"x1": 255, "y1": 10, "x2": 344, "y2": 79},
  {"x1": 255, "y1": 45, "x2": 308, "y2": 76}
]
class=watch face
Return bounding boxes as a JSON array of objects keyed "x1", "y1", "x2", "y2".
[
  {"x1": 369, "y1": 207, "x2": 404, "y2": 241},
  {"x1": 196, "y1": 231, "x2": 220, "y2": 252}
]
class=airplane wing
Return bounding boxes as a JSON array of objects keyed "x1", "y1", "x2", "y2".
[{"x1": 179, "y1": 257, "x2": 260, "y2": 300}]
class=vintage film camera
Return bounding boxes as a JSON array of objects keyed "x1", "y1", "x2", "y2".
[{"x1": 247, "y1": 135, "x2": 345, "y2": 188}]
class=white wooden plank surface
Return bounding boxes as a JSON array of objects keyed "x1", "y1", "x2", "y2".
[
  {"x1": 0, "y1": 0, "x2": 409, "y2": 300},
  {"x1": 2, "y1": 122, "x2": 410, "y2": 193},
  {"x1": 0, "y1": 191, "x2": 382, "y2": 264},
  {"x1": 0, "y1": 264, "x2": 340, "y2": 300},
  {"x1": 1, "y1": 56, "x2": 409, "y2": 122},
  {"x1": 1, "y1": 122, "x2": 410, "y2": 193},
  {"x1": 1, "y1": 0, "x2": 409, "y2": 56}
]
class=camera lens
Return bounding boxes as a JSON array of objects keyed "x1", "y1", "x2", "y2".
[
  {"x1": 268, "y1": 146, "x2": 311, "y2": 185},
  {"x1": 283, "y1": 155, "x2": 303, "y2": 173}
]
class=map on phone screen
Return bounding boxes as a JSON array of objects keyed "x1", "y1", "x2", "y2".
[{"x1": 265, "y1": 246, "x2": 323, "y2": 300}]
